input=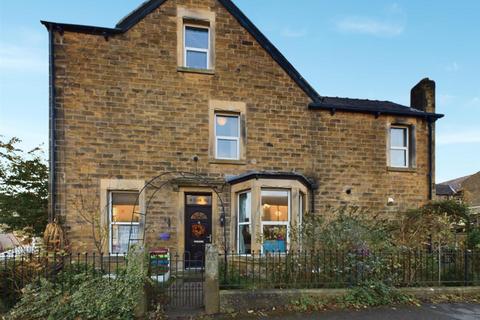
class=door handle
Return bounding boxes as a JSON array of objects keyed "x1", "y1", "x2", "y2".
[{"x1": 206, "y1": 234, "x2": 212, "y2": 243}]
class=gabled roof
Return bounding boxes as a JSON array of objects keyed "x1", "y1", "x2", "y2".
[
  {"x1": 436, "y1": 174, "x2": 473, "y2": 195},
  {"x1": 309, "y1": 96, "x2": 444, "y2": 120},
  {"x1": 40, "y1": 0, "x2": 321, "y2": 101}
]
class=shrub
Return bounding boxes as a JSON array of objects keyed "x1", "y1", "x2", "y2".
[
  {"x1": 340, "y1": 280, "x2": 414, "y2": 308},
  {"x1": 6, "y1": 250, "x2": 148, "y2": 320}
]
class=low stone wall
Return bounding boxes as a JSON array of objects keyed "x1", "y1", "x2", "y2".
[{"x1": 220, "y1": 287, "x2": 480, "y2": 313}]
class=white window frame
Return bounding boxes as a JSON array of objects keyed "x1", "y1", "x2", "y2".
[
  {"x1": 237, "y1": 191, "x2": 251, "y2": 255},
  {"x1": 260, "y1": 189, "x2": 291, "y2": 254},
  {"x1": 108, "y1": 191, "x2": 141, "y2": 255},
  {"x1": 214, "y1": 113, "x2": 240, "y2": 160},
  {"x1": 183, "y1": 24, "x2": 210, "y2": 69},
  {"x1": 390, "y1": 126, "x2": 409, "y2": 168}
]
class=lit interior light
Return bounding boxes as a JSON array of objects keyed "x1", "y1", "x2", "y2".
[
  {"x1": 196, "y1": 196, "x2": 208, "y2": 205},
  {"x1": 216, "y1": 116, "x2": 228, "y2": 126}
]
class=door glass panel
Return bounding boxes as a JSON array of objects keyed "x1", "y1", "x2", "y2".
[
  {"x1": 191, "y1": 212, "x2": 208, "y2": 220},
  {"x1": 186, "y1": 195, "x2": 212, "y2": 206}
]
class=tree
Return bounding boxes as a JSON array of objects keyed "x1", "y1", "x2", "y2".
[{"x1": 0, "y1": 136, "x2": 48, "y2": 235}]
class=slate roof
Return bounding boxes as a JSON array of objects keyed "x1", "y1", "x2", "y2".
[
  {"x1": 309, "y1": 96, "x2": 443, "y2": 119},
  {"x1": 435, "y1": 184, "x2": 456, "y2": 196},
  {"x1": 436, "y1": 174, "x2": 473, "y2": 196}
]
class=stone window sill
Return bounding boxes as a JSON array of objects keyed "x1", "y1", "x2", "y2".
[
  {"x1": 387, "y1": 166, "x2": 417, "y2": 173},
  {"x1": 177, "y1": 66, "x2": 215, "y2": 75},
  {"x1": 209, "y1": 159, "x2": 247, "y2": 165}
]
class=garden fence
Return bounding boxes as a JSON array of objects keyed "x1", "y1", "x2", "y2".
[{"x1": 220, "y1": 248, "x2": 480, "y2": 289}]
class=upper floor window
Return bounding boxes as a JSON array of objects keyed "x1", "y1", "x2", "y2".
[
  {"x1": 389, "y1": 126, "x2": 409, "y2": 168},
  {"x1": 184, "y1": 25, "x2": 210, "y2": 69},
  {"x1": 215, "y1": 113, "x2": 240, "y2": 160}
]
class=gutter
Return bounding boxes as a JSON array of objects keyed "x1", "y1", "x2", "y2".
[
  {"x1": 47, "y1": 26, "x2": 56, "y2": 222},
  {"x1": 309, "y1": 102, "x2": 444, "y2": 120}
]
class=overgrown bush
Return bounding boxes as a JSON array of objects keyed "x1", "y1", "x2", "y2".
[
  {"x1": 6, "y1": 250, "x2": 148, "y2": 320},
  {"x1": 340, "y1": 280, "x2": 414, "y2": 308}
]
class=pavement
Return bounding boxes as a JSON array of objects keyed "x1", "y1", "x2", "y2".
[{"x1": 267, "y1": 303, "x2": 480, "y2": 320}]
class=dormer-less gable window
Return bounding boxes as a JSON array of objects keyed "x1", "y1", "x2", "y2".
[
  {"x1": 389, "y1": 126, "x2": 409, "y2": 168},
  {"x1": 184, "y1": 25, "x2": 210, "y2": 69}
]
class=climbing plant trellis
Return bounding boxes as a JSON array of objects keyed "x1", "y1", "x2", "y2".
[{"x1": 125, "y1": 171, "x2": 229, "y2": 255}]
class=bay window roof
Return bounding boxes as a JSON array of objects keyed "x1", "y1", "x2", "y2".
[{"x1": 225, "y1": 171, "x2": 317, "y2": 190}]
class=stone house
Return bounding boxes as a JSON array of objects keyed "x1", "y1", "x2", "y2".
[
  {"x1": 436, "y1": 172, "x2": 480, "y2": 218},
  {"x1": 41, "y1": 0, "x2": 443, "y2": 257}
]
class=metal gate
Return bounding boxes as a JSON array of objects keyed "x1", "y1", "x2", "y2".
[{"x1": 150, "y1": 251, "x2": 205, "y2": 310}]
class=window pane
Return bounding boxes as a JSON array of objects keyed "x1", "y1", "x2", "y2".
[
  {"x1": 186, "y1": 50, "x2": 207, "y2": 69},
  {"x1": 262, "y1": 225, "x2": 287, "y2": 253},
  {"x1": 390, "y1": 128, "x2": 407, "y2": 147},
  {"x1": 239, "y1": 192, "x2": 251, "y2": 223},
  {"x1": 390, "y1": 149, "x2": 407, "y2": 167},
  {"x1": 111, "y1": 192, "x2": 140, "y2": 222},
  {"x1": 215, "y1": 115, "x2": 239, "y2": 137},
  {"x1": 186, "y1": 195, "x2": 212, "y2": 206},
  {"x1": 262, "y1": 190, "x2": 289, "y2": 222},
  {"x1": 217, "y1": 139, "x2": 238, "y2": 159},
  {"x1": 111, "y1": 225, "x2": 139, "y2": 254},
  {"x1": 239, "y1": 225, "x2": 251, "y2": 254},
  {"x1": 185, "y1": 26, "x2": 208, "y2": 49}
]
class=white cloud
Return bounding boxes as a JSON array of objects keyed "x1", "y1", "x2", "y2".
[
  {"x1": 335, "y1": 17, "x2": 404, "y2": 37},
  {"x1": 280, "y1": 27, "x2": 308, "y2": 38},
  {"x1": 438, "y1": 128, "x2": 480, "y2": 145},
  {"x1": 334, "y1": 3, "x2": 405, "y2": 37},
  {"x1": 467, "y1": 97, "x2": 480, "y2": 108},
  {"x1": 445, "y1": 61, "x2": 460, "y2": 72},
  {"x1": 0, "y1": 42, "x2": 47, "y2": 72}
]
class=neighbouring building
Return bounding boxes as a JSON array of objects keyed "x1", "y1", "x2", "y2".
[
  {"x1": 436, "y1": 172, "x2": 480, "y2": 218},
  {"x1": 41, "y1": 0, "x2": 444, "y2": 258}
]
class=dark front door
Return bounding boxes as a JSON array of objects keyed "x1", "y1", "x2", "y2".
[{"x1": 185, "y1": 193, "x2": 212, "y2": 268}]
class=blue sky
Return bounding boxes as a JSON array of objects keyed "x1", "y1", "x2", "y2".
[{"x1": 0, "y1": 0, "x2": 479, "y2": 182}]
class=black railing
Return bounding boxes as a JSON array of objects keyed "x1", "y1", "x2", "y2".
[
  {"x1": 219, "y1": 249, "x2": 480, "y2": 290},
  {"x1": 1, "y1": 251, "x2": 128, "y2": 309}
]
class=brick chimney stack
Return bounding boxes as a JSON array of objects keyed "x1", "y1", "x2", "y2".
[{"x1": 410, "y1": 78, "x2": 435, "y2": 113}]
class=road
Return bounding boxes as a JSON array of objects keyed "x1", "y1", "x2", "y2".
[{"x1": 268, "y1": 303, "x2": 480, "y2": 320}]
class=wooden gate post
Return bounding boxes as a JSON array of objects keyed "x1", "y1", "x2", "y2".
[{"x1": 204, "y1": 244, "x2": 220, "y2": 314}]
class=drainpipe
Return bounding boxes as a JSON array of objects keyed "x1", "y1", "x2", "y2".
[
  {"x1": 427, "y1": 117, "x2": 433, "y2": 200},
  {"x1": 48, "y1": 26, "x2": 56, "y2": 222}
]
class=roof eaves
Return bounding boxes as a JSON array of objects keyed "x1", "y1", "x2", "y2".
[
  {"x1": 308, "y1": 101, "x2": 444, "y2": 120},
  {"x1": 40, "y1": 20, "x2": 122, "y2": 35}
]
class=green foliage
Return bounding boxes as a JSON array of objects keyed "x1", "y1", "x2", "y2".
[
  {"x1": 7, "y1": 251, "x2": 148, "y2": 320},
  {"x1": 0, "y1": 136, "x2": 48, "y2": 235},
  {"x1": 468, "y1": 227, "x2": 480, "y2": 249},
  {"x1": 340, "y1": 280, "x2": 415, "y2": 308}
]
